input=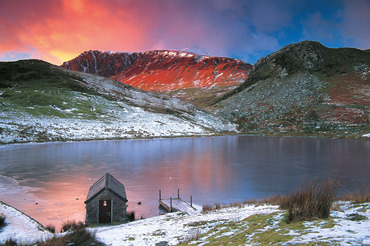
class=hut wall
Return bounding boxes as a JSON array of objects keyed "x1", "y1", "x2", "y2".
[{"x1": 85, "y1": 189, "x2": 128, "y2": 225}]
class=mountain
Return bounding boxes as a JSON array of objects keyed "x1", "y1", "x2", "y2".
[
  {"x1": 212, "y1": 41, "x2": 370, "y2": 138},
  {"x1": 61, "y1": 50, "x2": 252, "y2": 107},
  {"x1": 0, "y1": 60, "x2": 235, "y2": 144}
]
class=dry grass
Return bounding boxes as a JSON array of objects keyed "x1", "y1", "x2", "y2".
[
  {"x1": 285, "y1": 178, "x2": 339, "y2": 222},
  {"x1": 2, "y1": 239, "x2": 17, "y2": 246},
  {"x1": 228, "y1": 201, "x2": 242, "y2": 208},
  {"x1": 60, "y1": 220, "x2": 85, "y2": 232},
  {"x1": 45, "y1": 224, "x2": 55, "y2": 233},
  {"x1": 127, "y1": 210, "x2": 135, "y2": 222},
  {"x1": 243, "y1": 199, "x2": 257, "y2": 206},
  {"x1": 202, "y1": 202, "x2": 225, "y2": 213},
  {"x1": 38, "y1": 228, "x2": 103, "y2": 246},
  {"x1": 202, "y1": 204, "x2": 214, "y2": 213},
  {"x1": 340, "y1": 185, "x2": 370, "y2": 203},
  {"x1": 0, "y1": 214, "x2": 5, "y2": 229}
]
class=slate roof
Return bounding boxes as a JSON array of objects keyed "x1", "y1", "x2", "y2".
[{"x1": 85, "y1": 173, "x2": 128, "y2": 203}]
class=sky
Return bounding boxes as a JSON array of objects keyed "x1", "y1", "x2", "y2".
[{"x1": 0, "y1": 0, "x2": 369, "y2": 65}]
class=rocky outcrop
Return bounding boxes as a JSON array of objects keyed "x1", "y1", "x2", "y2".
[
  {"x1": 62, "y1": 50, "x2": 252, "y2": 106},
  {"x1": 213, "y1": 41, "x2": 370, "y2": 138}
]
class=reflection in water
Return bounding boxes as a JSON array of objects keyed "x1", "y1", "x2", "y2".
[{"x1": 0, "y1": 136, "x2": 369, "y2": 230}]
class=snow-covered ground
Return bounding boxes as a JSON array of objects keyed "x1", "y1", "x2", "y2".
[
  {"x1": 0, "y1": 108, "x2": 227, "y2": 144},
  {"x1": 287, "y1": 202, "x2": 370, "y2": 245},
  {"x1": 0, "y1": 202, "x2": 52, "y2": 245},
  {"x1": 0, "y1": 70, "x2": 236, "y2": 144},
  {"x1": 92, "y1": 204, "x2": 280, "y2": 245},
  {"x1": 1, "y1": 201, "x2": 369, "y2": 245}
]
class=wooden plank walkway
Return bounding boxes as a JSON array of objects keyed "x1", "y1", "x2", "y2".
[{"x1": 158, "y1": 189, "x2": 200, "y2": 215}]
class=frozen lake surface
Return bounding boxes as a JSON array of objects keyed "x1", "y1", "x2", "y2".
[{"x1": 0, "y1": 135, "x2": 369, "y2": 229}]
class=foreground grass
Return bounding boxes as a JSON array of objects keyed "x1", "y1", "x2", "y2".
[
  {"x1": 340, "y1": 185, "x2": 370, "y2": 204},
  {"x1": 180, "y1": 199, "x2": 370, "y2": 246},
  {"x1": 38, "y1": 229, "x2": 103, "y2": 246},
  {"x1": 179, "y1": 211, "x2": 341, "y2": 245},
  {"x1": 0, "y1": 215, "x2": 5, "y2": 230},
  {"x1": 191, "y1": 179, "x2": 369, "y2": 245}
]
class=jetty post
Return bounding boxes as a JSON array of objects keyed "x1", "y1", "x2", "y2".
[{"x1": 158, "y1": 189, "x2": 197, "y2": 213}]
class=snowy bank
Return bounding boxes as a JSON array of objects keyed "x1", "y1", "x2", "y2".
[
  {"x1": 91, "y1": 202, "x2": 370, "y2": 245},
  {"x1": 0, "y1": 201, "x2": 52, "y2": 245},
  {"x1": 91, "y1": 204, "x2": 280, "y2": 245},
  {"x1": 1, "y1": 201, "x2": 369, "y2": 245}
]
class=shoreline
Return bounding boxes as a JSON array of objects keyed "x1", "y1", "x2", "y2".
[
  {"x1": 1, "y1": 199, "x2": 370, "y2": 245},
  {"x1": 1, "y1": 130, "x2": 369, "y2": 146}
]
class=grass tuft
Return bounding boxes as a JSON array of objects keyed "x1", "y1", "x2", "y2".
[
  {"x1": 202, "y1": 204, "x2": 213, "y2": 213},
  {"x1": 60, "y1": 220, "x2": 85, "y2": 232},
  {"x1": 3, "y1": 239, "x2": 17, "y2": 246},
  {"x1": 285, "y1": 178, "x2": 339, "y2": 223},
  {"x1": 340, "y1": 185, "x2": 370, "y2": 203},
  {"x1": 45, "y1": 224, "x2": 56, "y2": 233},
  {"x1": 127, "y1": 211, "x2": 135, "y2": 222},
  {"x1": 38, "y1": 228, "x2": 103, "y2": 246},
  {"x1": 0, "y1": 214, "x2": 5, "y2": 229}
]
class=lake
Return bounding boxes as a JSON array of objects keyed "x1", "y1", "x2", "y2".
[{"x1": 0, "y1": 135, "x2": 369, "y2": 230}]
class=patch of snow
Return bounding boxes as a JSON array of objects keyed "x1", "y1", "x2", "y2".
[
  {"x1": 0, "y1": 73, "x2": 236, "y2": 144},
  {"x1": 0, "y1": 202, "x2": 52, "y2": 245},
  {"x1": 286, "y1": 202, "x2": 370, "y2": 245},
  {"x1": 90, "y1": 51, "x2": 97, "y2": 74},
  {"x1": 92, "y1": 204, "x2": 279, "y2": 245},
  {"x1": 362, "y1": 133, "x2": 370, "y2": 138},
  {"x1": 178, "y1": 51, "x2": 195, "y2": 58}
]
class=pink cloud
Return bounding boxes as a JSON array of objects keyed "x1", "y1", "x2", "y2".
[
  {"x1": 1, "y1": 0, "x2": 276, "y2": 64},
  {"x1": 1, "y1": 0, "x2": 368, "y2": 66}
]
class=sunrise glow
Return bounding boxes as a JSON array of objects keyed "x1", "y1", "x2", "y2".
[{"x1": 1, "y1": 0, "x2": 369, "y2": 64}]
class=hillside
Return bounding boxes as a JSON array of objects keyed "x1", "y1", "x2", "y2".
[
  {"x1": 61, "y1": 50, "x2": 252, "y2": 107},
  {"x1": 212, "y1": 41, "x2": 370, "y2": 138},
  {"x1": 0, "y1": 60, "x2": 236, "y2": 144}
]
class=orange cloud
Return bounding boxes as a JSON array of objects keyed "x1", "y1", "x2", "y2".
[
  {"x1": 0, "y1": 0, "x2": 160, "y2": 64},
  {"x1": 0, "y1": 0, "x2": 256, "y2": 64},
  {"x1": 3, "y1": 0, "x2": 367, "y2": 65}
]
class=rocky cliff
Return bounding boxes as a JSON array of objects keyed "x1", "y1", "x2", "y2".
[
  {"x1": 212, "y1": 41, "x2": 370, "y2": 138},
  {"x1": 62, "y1": 50, "x2": 252, "y2": 107}
]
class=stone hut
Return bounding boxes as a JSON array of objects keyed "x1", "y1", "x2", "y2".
[{"x1": 84, "y1": 173, "x2": 128, "y2": 225}]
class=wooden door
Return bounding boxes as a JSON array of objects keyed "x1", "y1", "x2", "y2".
[{"x1": 99, "y1": 200, "x2": 111, "y2": 223}]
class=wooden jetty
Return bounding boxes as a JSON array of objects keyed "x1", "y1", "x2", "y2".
[{"x1": 158, "y1": 189, "x2": 199, "y2": 214}]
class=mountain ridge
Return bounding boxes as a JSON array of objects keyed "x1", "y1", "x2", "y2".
[
  {"x1": 212, "y1": 40, "x2": 370, "y2": 138},
  {"x1": 62, "y1": 50, "x2": 252, "y2": 107}
]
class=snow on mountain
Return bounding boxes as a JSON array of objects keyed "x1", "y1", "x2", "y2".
[
  {"x1": 61, "y1": 50, "x2": 252, "y2": 106},
  {"x1": 0, "y1": 60, "x2": 236, "y2": 144}
]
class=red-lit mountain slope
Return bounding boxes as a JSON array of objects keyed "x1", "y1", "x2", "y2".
[{"x1": 61, "y1": 50, "x2": 252, "y2": 107}]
